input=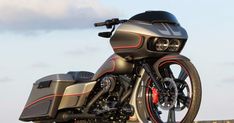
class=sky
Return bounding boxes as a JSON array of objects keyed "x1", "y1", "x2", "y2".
[{"x1": 0, "y1": 0, "x2": 234, "y2": 122}]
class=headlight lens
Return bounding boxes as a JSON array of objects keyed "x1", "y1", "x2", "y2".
[
  {"x1": 155, "y1": 38, "x2": 170, "y2": 51},
  {"x1": 168, "y1": 39, "x2": 181, "y2": 52},
  {"x1": 148, "y1": 37, "x2": 182, "y2": 52}
]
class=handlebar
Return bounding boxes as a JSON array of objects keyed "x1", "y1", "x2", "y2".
[
  {"x1": 94, "y1": 22, "x2": 106, "y2": 27},
  {"x1": 94, "y1": 18, "x2": 127, "y2": 28},
  {"x1": 94, "y1": 18, "x2": 128, "y2": 38}
]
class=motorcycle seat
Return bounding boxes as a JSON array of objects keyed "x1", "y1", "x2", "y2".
[{"x1": 67, "y1": 71, "x2": 94, "y2": 82}]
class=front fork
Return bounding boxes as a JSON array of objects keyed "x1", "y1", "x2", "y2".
[
  {"x1": 142, "y1": 54, "x2": 191, "y2": 93},
  {"x1": 141, "y1": 62, "x2": 164, "y2": 93}
]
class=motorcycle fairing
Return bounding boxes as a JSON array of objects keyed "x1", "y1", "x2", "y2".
[{"x1": 110, "y1": 21, "x2": 188, "y2": 60}]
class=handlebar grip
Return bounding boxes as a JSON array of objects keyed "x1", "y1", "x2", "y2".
[{"x1": 94, "y1": 22, "x2": 106, "y2": 27}]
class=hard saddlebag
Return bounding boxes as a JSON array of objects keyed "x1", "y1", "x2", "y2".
[{"x1": 19, "y1": 74, "x2": 75, "y2": 121}]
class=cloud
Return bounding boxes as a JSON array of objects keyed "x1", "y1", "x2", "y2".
[
  {"x1": 0, "y1": 0, "x2": 119, "y2": 31},
  {"x1": 65, "y1": 46, "x2": 100, "y2": 56},
  {"x1": 0, "y1": 77, "x2": 13, "y2": 83},
  {"x1": 227, "y1": 62, "x2": 234, "y2": 66},
  {"x1": 31, "y1": 62, "x2": 51, "y2": 68},
  {"x1": 222, "y1": 77, "x2": 234, "y2": 85},
  {"x1": 220, "y1": 62, "x2": 234, "y2": 66}
]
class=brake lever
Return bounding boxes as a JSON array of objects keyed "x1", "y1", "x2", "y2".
[
  {"x1": 98, "y1": 32, "x2": 112, "y2": 38},
  {"x1": 98, "y1": 26, "x2": 115, "y2": 38}
]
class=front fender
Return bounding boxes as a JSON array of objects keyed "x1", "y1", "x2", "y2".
[{"x1": 153, "y1": 54, "x2": 190, "y2": 78}]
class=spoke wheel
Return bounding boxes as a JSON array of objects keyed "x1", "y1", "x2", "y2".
[{"x1": 145, "y1": 60, "x2": 201, "y2": 123}]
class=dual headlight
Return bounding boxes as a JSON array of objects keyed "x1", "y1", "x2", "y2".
[{"x1": 152, "y1": 38, "x2": 182, "y2": 52}]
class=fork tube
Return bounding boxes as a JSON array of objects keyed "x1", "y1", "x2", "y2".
[{"x1": 142, "y1": 62, "x2": 163, "y2": 92}]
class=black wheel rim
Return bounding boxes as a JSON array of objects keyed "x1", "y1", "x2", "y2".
[{"x1": 145, "y1": 61, "x2": 193, "y2": 123}]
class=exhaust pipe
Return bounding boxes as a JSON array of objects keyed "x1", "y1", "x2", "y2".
[
  {"x1": 56, "y1": 111, "x2": 100, "y2": 122},
  {"x1": 85, "y1": 89, "x2": 106, "y2": 111}
]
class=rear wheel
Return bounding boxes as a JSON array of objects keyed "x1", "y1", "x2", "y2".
[{"x1": 145, "y1": 59, "x2": 201, "y2": 123}]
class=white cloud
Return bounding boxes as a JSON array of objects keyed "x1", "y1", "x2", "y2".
[
  {"x1": 0, "y1": 0, "x2": 119, "y2": 31},
  {"x1": 222, "y1": 77, "x2": 234, "y2": 84},
  {"x1": 0, "y1": 76, "x2": 12, "y2": 83},
  {"x1": 65, "y1": 46, "x2": 100, "y2": 56},
  {"x1": 31, "y1": 62, "x2": 51, "y2": 68}
]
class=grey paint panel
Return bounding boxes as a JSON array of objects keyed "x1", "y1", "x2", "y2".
[
  {"x1": 117, "y1": 21, "x2": 188, "y2": 39},
  {"x1": 27, "y1": 74, "x2": 75, "y2": 104},
  {"x1": 59, "y1": 81, "x2": 97, "y2": 109},
  {"x1": 20, "y1": 74, "x2": 75, "y2": 121},
  {"x1": 92, "y1": 54, "x2": 133, "y2": 80},
  {"x1": 35, "y1": 74, "x2": 75, "y2": 84}
]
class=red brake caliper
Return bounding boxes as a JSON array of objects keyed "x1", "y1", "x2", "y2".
[{"x1": 152, "y1": 87, "x2": 159, "y2": 104}]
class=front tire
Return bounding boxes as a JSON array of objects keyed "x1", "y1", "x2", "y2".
[{"x1": 145, "y1": 59, "x2": 202, "y2": 123}]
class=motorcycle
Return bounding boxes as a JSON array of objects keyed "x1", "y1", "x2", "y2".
[{"x1": 19, "y1": 11, "x2": 202, "y2": 123}]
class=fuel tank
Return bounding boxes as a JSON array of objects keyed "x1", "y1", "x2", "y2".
[{"x1": 92, "y1": 54, "x2": 134, "y2": 80}]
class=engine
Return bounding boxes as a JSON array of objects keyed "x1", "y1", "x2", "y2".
[{"x1": 90, "y1": 75, "x2": 134, "y2": 122}]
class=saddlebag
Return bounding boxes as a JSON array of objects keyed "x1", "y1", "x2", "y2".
[{"x1": 19, "y1": 74, "x2": 75, "y2": 121}]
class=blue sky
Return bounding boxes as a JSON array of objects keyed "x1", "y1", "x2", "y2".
[{"x1": 0, "y1": 0, "x2": 234, "y2": 122}]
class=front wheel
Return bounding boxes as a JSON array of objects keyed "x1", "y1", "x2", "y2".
[{"x1": 145, "y1": 59, "x2": 202, "y2": 123}]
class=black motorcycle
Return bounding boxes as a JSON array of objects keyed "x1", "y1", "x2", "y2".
[{"x1": 19, "y1": 11, "x2": 202, "y2": 123}]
